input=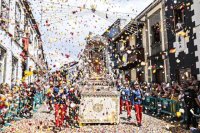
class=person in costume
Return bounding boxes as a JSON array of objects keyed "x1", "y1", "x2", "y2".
[
  {"x1": 53, "y1": 83, "x2": 67, "y2": 129},
  {"x1": 117, "y1": 82, "x2": 124, "y2": 114},
  {"x1": 46, "y1": 85, "x2": 53, "y2": 112},
  {"x1": 120, "y1": 82, "x2": 131, "y2": 120},
  {"x1": 67, "y1": 87, "x2": 80, "y2": 128},
  {"x1": 131, "y1": 81, "x2": 143, "y2": 127},
  {"x1": 52, "y1": 85, "x2": 60, "y2": 127}
]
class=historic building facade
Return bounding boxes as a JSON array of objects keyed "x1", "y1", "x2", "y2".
[
  {"x1": 165, "y1": 0, "x2": 200, "y2": 82},
  {"x1": 135, "y1": 0, "x2": 170, "y2": 83},
  {"x1": 103, "y1": 19, "x2": 145, "y2": 83},
  {"x1": 104, "y1": 0, "x2": 200, "y2": 83},
  {"x1": 192, "y1": 0, "x2": 200, "y2": 80},
  {"x1": 0, "y1": 0, "x2": 47, "y2": 86}
]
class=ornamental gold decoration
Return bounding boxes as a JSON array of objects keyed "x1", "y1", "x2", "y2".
[{"x1": 93, "y1": 103, "x2": 103, "y2": 112}]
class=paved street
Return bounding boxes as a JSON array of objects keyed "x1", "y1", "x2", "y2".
[{"x1": 3, "y1": 105, "x2": 189, "y2": 133}]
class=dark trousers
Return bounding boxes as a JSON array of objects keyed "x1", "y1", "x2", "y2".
[
  {"x1": 47, "y1": 97, "x2": 53, "y2": 111},
  {"x1": 27, "y1": 97, "x2": 34, "y2": 111},
  {"x1": 68, "y1": 106, "x2": 79, "y2": 126},
  {"x1": 186, "y1": 106, "x2": 198, "y2": 128}
]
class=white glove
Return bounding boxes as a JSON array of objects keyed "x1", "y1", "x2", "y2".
[{"x1": 70, "y1": 102, "x2": 76, "y2": 108}]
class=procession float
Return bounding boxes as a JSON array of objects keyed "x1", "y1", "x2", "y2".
[{"x1": 78, "y1": 35, "x2": 120, "y2": 124}]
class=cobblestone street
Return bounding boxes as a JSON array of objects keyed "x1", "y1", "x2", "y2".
[{"x1": 3, "y1": 105, "x2": 189, "y2": 133}]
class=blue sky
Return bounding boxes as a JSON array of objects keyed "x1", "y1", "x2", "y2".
[{"x1": 30, "y1": 0, "x2": 153, "y2": 70}]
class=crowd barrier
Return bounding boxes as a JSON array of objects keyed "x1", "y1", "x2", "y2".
[
  {"x1": 0, "y1": 91, "x2": 45, "y2": 131},
  {"x1": 143, "y1": 96, "x2": 181, "y2": 117}
]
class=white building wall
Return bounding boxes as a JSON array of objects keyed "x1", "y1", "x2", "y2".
[
  {"x1": 0, "y1": 41, "x2": 23, "y2": 86},
  {"x1": 191, "y1": 0, "x2": 200, "y2": 80},
  {"x1": 0, "y1": 0, "x2": 43, "y2": 86},
  {"x1": 8, "y1": 0, "x2": 16, "y2": 36},
  {"x1": 27, "y1": 27, "x2": 39, "y2": 83},
  {"x1": 0, "y1": 34, "x2": 12, "y2": 85},
  {"x1": 1, "y1": 0, "x2": 25, "y2": 86}
]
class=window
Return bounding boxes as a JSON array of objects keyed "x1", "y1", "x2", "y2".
[
  {"x1": 151, "y1": 22, "x2": 162, "y2": 55},
  {"x1": 119, "y1": 40, "x2": 125, "y2": 51},
  {"x1": 154, "y1": 69, "x2": 164, "y2": 84},
  {"x1": 125, "y1": 39, "x2": 130, "y2": 49},
  {"x1": 34, "y1": 37, "x2": 37, "y2": 56},
  {"x1": 15, "y1": 3, "x2": 21, "y2": 24},
  {"x1": 108, "y1": 27, "x2": 120, "y2": 38},
  {"x1": 130, "y1": 35, "x2": 136, "y2": 49},
  {"x1": 34, "y1": 37, "x2": 37, "y2": 49},
  {"x1": 116, "y1": 42, "x2": 120, "y2": 52},
  {"x1": 21, "y1": 60, "x2": 27, "y2": 77},
  {"x1": 14, "y1": 3, "x2": 22, "y2": 41},
  {"x1": 11, "y1": 56, "x2": 18, "y2": 83},
  {"x1": 174, "y1": 4, "x2": 185, "y2": 31},
  {"x1": 24, "y1": 15, "x2": 28, "y2": 33},
  {"x1": 0, "y1": 47, "x2": 6, "y2": 83},
  {"x1": 179, "y1": 68, "x2": 191, "y2": 82},
  {"x1": 29, "y1": 29, "x2": 33, "y2": 44},
  {"x1": 14, "y1": 2, "x2": 22, "y2": 41},
  {"x1": 151, "y1": 22, "x2": 161, "y2": 44},
  {"x1": 0, "y1": 0, "x2": 10, "y2": 30}
]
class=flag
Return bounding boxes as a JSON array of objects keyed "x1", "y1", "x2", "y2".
[{"x1": 169, "y1": 48, "x2": 176, "y2": 53}]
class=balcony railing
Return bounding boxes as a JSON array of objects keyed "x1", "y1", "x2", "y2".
[
  {"x1": 118, "y1": 48, "x2": 144, "y2": 68},
  {"x1": 151, "y1": 42, "x2": 162, "y2": 56}
]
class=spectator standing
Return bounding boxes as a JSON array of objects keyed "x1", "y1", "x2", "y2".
[
  {"x1": 177, "y1": 82, "x2": 187, "y2": 124},
  {"x1": 53, "y1": 83, "x2": 61, "y2": 129},
  {"x1": 27, "y1": 83, "x2": 36, "y2": 112},
  {"x1": 184, "y1": 79, "x2": 200, "y2": 130},
  {"x1": 46, "y1": 85, "x2": 53, "y2": 112}
]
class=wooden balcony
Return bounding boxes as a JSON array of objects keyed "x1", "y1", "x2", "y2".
[
  {"x1": 151, "y1": 42, "x2": 162, "y2": 56},
  {"x1": 118, "y1": 48, "x2": 144, "y2": 70}
]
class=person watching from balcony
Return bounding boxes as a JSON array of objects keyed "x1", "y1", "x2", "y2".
[{"x1": 176, "y1": 19, "x2": 184, "y2": 31}]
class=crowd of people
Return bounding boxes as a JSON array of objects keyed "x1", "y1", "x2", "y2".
[
  {"x1": 0, "y1": 76, "x2": 81, "y2": 131},
  {"x1": 117, "y1": 76, "x2": 200, "y2": 130},
  {"x1": 45, "y1": 80, "x2": 81, "y2": 130},
  {"x1": 1, "y1": 72, "x2": 200, "y2": 132},
  {"x1": 0, "y1": 80, "x2": 46, "y2": 129},
  {"x1": 117, "y1": 81, "x2": 143, "y2": 127}
]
